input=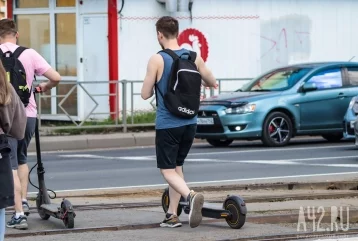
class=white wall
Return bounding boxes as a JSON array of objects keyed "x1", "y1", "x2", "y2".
[{"x1": 79, "y1": 0, "x2": 358, "y2": 119}]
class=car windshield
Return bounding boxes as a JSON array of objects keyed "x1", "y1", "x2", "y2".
[{"x1": 240, "y1": 67, "x2": 313, "y2": 92}]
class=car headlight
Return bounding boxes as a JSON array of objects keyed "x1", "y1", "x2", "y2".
[
  {"x1": 349, "y1": 97, "x2": 358, "y2": 110},
  {"x1": 225, "y1": 104, "x2": 256, "y2": 114}
]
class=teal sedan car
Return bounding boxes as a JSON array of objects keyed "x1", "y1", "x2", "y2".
[{"x1": 196, "y1": 62, "x2": 358, "y2": 147}]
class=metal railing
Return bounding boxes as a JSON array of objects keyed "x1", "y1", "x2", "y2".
[{"x1": 37, "y1": 78, "x2": 252, "y2": 132}]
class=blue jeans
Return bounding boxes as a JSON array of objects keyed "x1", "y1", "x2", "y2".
[{"x1": 0, "y1": 208, "x2": 4, "y2": 241}]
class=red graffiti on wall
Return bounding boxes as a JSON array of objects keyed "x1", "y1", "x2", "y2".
[{"x1": 260, "y1": 28, "x2": 310, "y2": 63}]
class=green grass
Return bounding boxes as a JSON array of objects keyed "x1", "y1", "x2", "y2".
[
  {"x1": 123, "y1": 111, "x2": 156, "y2": 124},
  {"x1": 41, "y1": 111, "x2": 156, "y2": 136}
]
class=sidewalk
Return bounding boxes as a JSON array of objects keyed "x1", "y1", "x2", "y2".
[
  {"x1": 5, "y1": 189, "x2": 358, "y2": 241},
  {"x1": 28, "y1": 132, "x2": 208, "y2": 152},
  {"x1": 28, "y1": 132, "x2": 159, "y2": 152}
]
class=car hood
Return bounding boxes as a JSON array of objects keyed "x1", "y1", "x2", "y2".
[{"x1": 201, "y1": 91, "x2": 281, "y2": 106}]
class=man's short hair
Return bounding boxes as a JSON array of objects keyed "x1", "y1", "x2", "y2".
[
  {"x1": 0, "y1": 18, "x2": 17, "y2": 38},
  {"x1": 155, "y1": 16, "x2": 179, "y2": 39}
]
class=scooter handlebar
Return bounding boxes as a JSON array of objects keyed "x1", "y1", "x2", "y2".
[{"x1": 33, "y1": 86, "x2": 42, "y2": 94}]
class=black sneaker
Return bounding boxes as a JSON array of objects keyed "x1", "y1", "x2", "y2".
[
  {"x1": 160, "y1": 214, "x2": 182, "y2": 228},
  {"x1": 22, "y1": 201, "x2": 30, "y2": 216},
  {"x1": 188, "y1": 190, "x2": 204, "y2": 228},
  {"x1": 6, "y1": 215, "x2": 28, "y2": 230}
]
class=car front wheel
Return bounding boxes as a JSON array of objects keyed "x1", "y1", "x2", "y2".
[
  {"x1": 262, "y1": 112, "x2": 293, "y2": 147},
  {"x1": 207, "y1": 139, "x2": 234, "y2": 147}
]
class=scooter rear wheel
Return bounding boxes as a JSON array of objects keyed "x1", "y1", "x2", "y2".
[
  {"x1": 161, "y1": 187, "x2": 183, "y2": 217},
  {"x1": 36, "y1": 195, "x2": 50, "y2": 220},
  {"x1": 224, "y1": 199, "x2": 246, "y2": 229}
]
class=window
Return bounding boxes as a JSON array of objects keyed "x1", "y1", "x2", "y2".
[
  {"x1": 307, "y1": 68, "x2": 343, "y2": 90},
  {"x1": 56, "y1": 0, "x2": 76, "y2": 7},
  {"x1": 347, "y1": 68, "x2": 358, "y2": 86},
  {"x1": 14, "y1": 1, "x2": 78, "y2": 117},
  {"x1": 16, "y1": 0, "x2": 49, "y2": 8},
  {"x1": 15, "y1": 14, "x2": 50, "y2": 63},
  {"x1": 56, "y1": 13, "x2": 77, "y2": 76},
  {"x1": 245, "y1": 67, "x2": 312, "y2": 91}
]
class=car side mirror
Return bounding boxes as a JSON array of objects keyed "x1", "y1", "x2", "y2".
[{"x1": 301, "y1": 82, "x2": 317, "y2": 92}]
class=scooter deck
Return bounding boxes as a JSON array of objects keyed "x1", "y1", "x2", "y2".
[
  {"x1": 41, "y1": 204, "x2": 59, "y2": 213},
  {"x1": 179, "y1": 202, "x2": 222, "y2": 210},
  {"x1": 179, "y1": 201, "x2": 230, "y2": 219},
  {"x1": 203, "y1": 203, "x2": 222, "y2": 210}
]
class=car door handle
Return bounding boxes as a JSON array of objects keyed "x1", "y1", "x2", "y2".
[{"x1": 338, "y1": 92, "x2": 346, "y2": 99}]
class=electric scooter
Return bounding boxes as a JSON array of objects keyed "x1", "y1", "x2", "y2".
[
  {"x1": 30, "y1": 87, "x2": 76, "y2": 228},
  {"x1": 161, "y1": 187, "x2": 247, "y2": 229}
]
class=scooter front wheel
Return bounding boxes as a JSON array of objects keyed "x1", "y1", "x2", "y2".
[
  {"x1": 224, "y1": 199, "x2": 246, "y2": 229},
  {"x1": 61, "y1": 199, "x2": 75, "y2": 229},
  {"x1": 64, "y1": 213, "x2": 74, "y2": 229}
]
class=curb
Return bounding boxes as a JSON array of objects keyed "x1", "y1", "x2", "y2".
[
  {"x1": 28, "y1": 132, "x2": 205, "y2": 152},
  {"x1": 28, "y1": 179, "x2": 358, "y2": 199}
]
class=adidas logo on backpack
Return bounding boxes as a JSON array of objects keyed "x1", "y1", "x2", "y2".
[
  {"x1": 178, "y1": 106, "x2": 195, "y2": 115},
  {"x1": 0, "y1": 46, "x2": 31, "y2": 107},
  {"x1": 155, "y1": 49, "x2": 202, "y2": 119}
]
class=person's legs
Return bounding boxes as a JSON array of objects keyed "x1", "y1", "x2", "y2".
[
  {"x1": 167, "y1": 166, "x2": 184, "y2": 215},
  {"x1": 12, "y1": 170, "x2": 23, "y2": 215},
  {"x1": 161, "y1": 169, "x2": 190, "y2": 197},
  {"x1": 156, "y1": 126, "x2": 191, "y2": 196},
  {"x1": 157, "y1": 125, "x2": 204, "y2": 228},
  {"x1": 17, "y1": 164, "x2": 29, "y2": 212},
  {"x1": 6, "y1": 137, "x2": 27, "y2": 230},
  {"x1": 156, "y1": 127, "x2": 186, "y2": 228},
  {"x1": 17, "y1": 117, "x2": 36, "y2": 215},
  {"x1": 175, "y1": 124, "x2": 204, "y2": 228}
]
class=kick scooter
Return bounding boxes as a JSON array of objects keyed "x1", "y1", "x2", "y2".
[
  {"x1": 161, "y1": 187, "x2": 247, "y2": 229},
  {"x1": 30, "y1": 87, "x2": 76, "y2": 228}
]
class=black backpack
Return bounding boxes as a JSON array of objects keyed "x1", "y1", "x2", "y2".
[
  {"x1": 155, "y1": 49, "x2": 202, "y2": 119},
  {"x1": 0, "y1": 46, "x2": 31, "y2": 107}
]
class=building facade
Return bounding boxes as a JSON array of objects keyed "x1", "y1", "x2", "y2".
[{"x1": 6, "y1": 0, "x2": 358, "y2": 121}]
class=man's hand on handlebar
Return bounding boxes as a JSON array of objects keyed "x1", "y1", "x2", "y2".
[
  {"x1": 34, "y1": 86, "x2": 42, "y2": 94},
  {"x1": 37, "y1": 82, "x2": 50, "y2": 93}
]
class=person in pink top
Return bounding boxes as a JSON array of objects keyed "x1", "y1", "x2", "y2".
[{"x1": 0, "y1": 19, "x2": 61, "y2": 230}]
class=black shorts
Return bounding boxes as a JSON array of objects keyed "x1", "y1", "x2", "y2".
[
  {"x1": 9, "y1": 117, "x2": 36, "y2": 170},
  {"x1": 156, "y1": 124, "x2": 197, "y2": 169}
]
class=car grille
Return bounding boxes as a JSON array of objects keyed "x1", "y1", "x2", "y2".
[
  {"x1": 198, "y1": 111, "x2": 217, "y2": 117},
  {"x1": 197, "y1": 125, "x2": 224, "y2": 133},
  {"x1": 197, "y1": 111, "x2": 224, "y2": 133}
]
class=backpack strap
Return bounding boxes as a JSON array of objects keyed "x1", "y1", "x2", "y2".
[
  {"x1": 179, "y1": 51, "x2": 197, "y2": 61},
  {"x1": 12, "y1": 46, "x2": 27, "y2": 59},
  {"x1": 189, "y1": 51, "x2": 197, "y2": 61},
  {"x1": 0, "y1": 48, "x2": 10, "y2": 57},
  {"x1": 158, "y1": 49, "x2": 179, "y2": 60}
]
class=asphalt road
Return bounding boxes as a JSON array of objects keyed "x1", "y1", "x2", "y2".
[{"x1": 26, "y1": 137, "x2": 358, "y2": 193}]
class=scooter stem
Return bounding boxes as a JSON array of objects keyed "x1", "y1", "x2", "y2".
[{"x1": 35, "y1": 114, "x2": 51, "y2": 204}]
